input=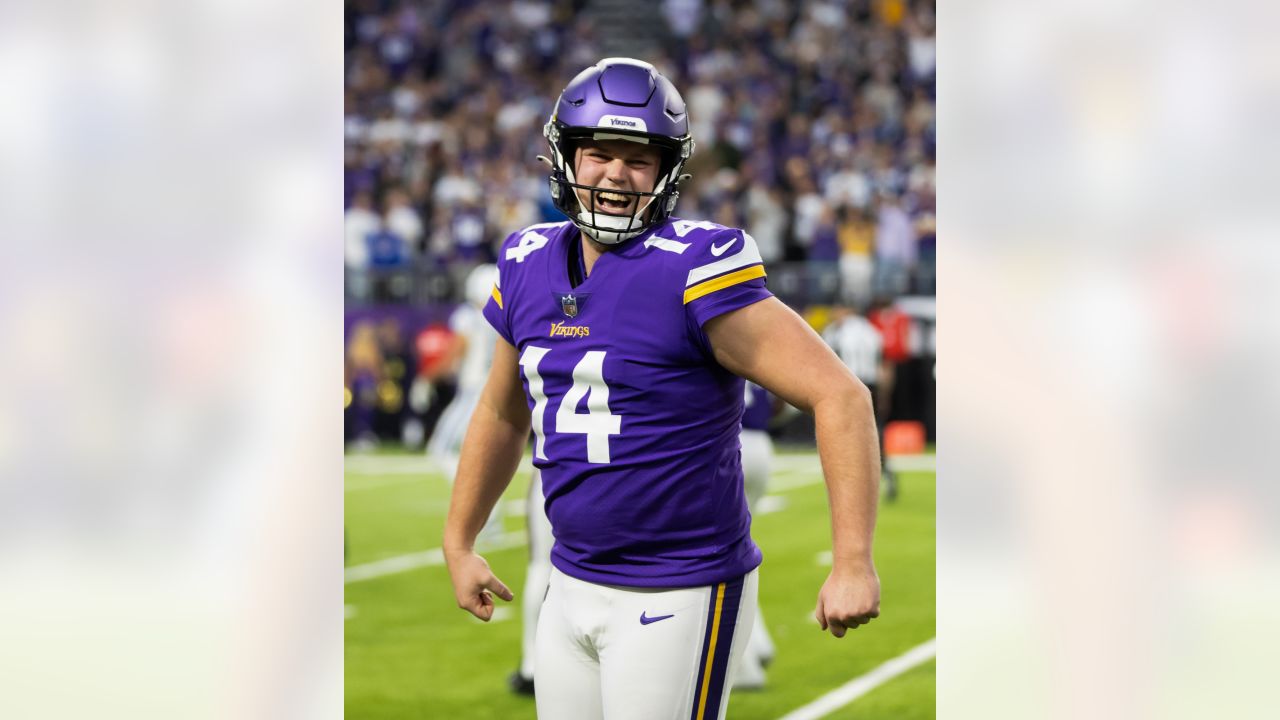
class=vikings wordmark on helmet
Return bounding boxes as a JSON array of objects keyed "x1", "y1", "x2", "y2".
[{"x1": 598, "y1": 115, "x2": 648, "y2": 132}]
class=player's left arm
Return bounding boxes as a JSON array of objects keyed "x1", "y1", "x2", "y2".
[{"x1": 705, "y1": 298, "x2": 881, "y2": 638}]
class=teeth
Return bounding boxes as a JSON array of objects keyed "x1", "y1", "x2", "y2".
[{"x1": 597, "y1": 192, "x2": 628, "y2": 204}]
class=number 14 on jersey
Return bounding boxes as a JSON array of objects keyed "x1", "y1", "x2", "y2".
[{"x1": 519, "y1": 346, "x2": 622, "y2": 464}]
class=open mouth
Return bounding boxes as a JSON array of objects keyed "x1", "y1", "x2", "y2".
[{"x1": 594, "y1": 191, "x2": 633, "y2": 214}]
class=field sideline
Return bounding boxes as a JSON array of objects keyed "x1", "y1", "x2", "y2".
[{"x1": 345, "y1": 449, "x2": 935, "y2": 719}]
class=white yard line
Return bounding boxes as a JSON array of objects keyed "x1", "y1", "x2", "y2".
[
  {"x1": 775, "y1": 638, "x2": 937, "y2": 720},
  {"x1": 755, "y1": 495, "x2": 789, "y2": 515},
  {"x1": 344, "y1": 455, "x2": 536, "y2": 477},
  {"x1": 770, "y1": 453, "x2": 934, "y2": 493},
  {"x1": 769, "y1": 475, "x2": 825, "y2": 492},
  {"x1": 886, "y1": 454, "x2": 937, "y2": 473},
  {"x1": 469, "y1": 606, "x2": 513, "y2": 624},
  {"x1": 344, "y1": 531, "x2": 527, "y2": 584},
  {"x1": 344, "y1": 548, "x2": 443, "y2": 583},
  {"x1": 344, "y1": 476, "x2": 428, "y2": 492}
]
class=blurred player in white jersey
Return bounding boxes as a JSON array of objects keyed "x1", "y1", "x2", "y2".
[
  {"x1": 732, "y1": 381, "x2": 780, "y2": 690},
  {"x1": 823, "y1": 304, "x2": 899, "y2": 500},
  {"x1": 429, "y1": 264, "x2": 506, "y2": 541}
]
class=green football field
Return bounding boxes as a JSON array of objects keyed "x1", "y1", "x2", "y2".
[{"x1": 345, "y1": 449, "x2": 935, "y2": 719}]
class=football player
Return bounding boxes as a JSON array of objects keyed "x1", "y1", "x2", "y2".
[
  {"x1": 428, "y1": 263, "x2": 507, "y2": 544},
  {"x1": 444, "y1": 58, "x2": 881, "y2": 720},
  {"x1": 824, "y1": 303, "x2": 899, "y2": 501},
  {"x1": 732, "y1": 381, "x2": 779, "y2": 690}
]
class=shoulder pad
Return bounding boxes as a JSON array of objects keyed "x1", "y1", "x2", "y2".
[
  {"x1": 639, "y1": 219, "x2": 727, "y2": 254},
  {"x1": 501, "y1": 221, "x2": 569, "y2": 266},
  {"x1": 681, "y1": 226, "x2": 764, "y2": 289}
]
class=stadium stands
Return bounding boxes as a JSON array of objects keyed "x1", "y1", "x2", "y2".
[
  {"x1": 345, "y1": 0, "x2": 935, "y2": 303},
  {"x1": 345, "y1": 0, "x2": 937, "y2": 446}
]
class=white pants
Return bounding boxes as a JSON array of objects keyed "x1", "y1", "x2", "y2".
[
  {"x1": 519, "y1": 469, "x2": 554, "y2": 679},
  {"x1": 535, "y1": 567, "x2": 759, "y2": 720}
]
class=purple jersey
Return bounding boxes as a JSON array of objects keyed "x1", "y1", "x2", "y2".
[
  {"x1": 483, "y1": 217, "x2": 772, "y2": 587},
  {"x1": 742, "y1": 382, "x2": 772, "y2": 432}
]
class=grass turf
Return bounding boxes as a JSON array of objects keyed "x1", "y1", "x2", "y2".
[{"x1": 345, "y1": 450, "x2": 934, "y2": 719}]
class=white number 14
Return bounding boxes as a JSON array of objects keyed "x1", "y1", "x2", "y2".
[{"x1": 520, "y1": 346, "x2": 621, "y2": 464}]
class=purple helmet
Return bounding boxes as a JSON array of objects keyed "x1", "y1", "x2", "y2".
[{"x1": 543, "y1": 58, "x2": 696, "y2": 244}]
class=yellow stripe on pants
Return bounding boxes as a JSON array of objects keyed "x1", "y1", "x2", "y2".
[{"x1": 695, "y1": 583, "x2": 727, "y2": 720}]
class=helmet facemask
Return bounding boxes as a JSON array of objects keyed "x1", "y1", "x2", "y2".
[{"x1": 544, "y1": 123, "x2": 693, "y2": 245}]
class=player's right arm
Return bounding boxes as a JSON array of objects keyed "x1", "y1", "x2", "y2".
[{"x1": 442, "y1": 336, "x2": 530, "y2": 621}]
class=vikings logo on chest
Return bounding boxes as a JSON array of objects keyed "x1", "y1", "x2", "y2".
[
  {"x1": 552, "y1": 290, "x2": 590, "y2": 319},
  {"x1": 560, "y1": 293, "x2": 579, "y2": 318},
  {"x1": 547, "y1": 291, "x2": 590, "y2": 337}
]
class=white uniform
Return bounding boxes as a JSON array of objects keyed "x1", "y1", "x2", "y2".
[
  {"x1": 536, "y1": 567, "x2": 758, "y2": 720},
  {"x1": 429, "y1": 265, "x2": 505, "y2": 546},
  {"x1": 823, "y1": 314, "x2": 883, "y2": 385},
  {"x1": 428, "y1": 270, "x2": 500, "y2": 476}
]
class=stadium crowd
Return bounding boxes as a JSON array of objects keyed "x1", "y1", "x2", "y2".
[
  {"x1": 345, "y1": 0, "x2": 936, "y2": 308},
  {"x1": 344, "y1": 0, "x2": 937, "y2": 447}
]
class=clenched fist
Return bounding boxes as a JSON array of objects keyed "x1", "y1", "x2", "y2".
[{"x1": 814, "y1": 565, "x2": 881, "y2": 638}]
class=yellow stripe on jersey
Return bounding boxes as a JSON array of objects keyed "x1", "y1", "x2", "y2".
[
  {"x1": 682, "y1": 264, "x2": 766, "y2": 305},
  {"x1": 490, "y1": 285, "x2": 503, "y2": 309},
  {"x1": 695, "y1": 582, "x2": 727, "y2": 720}
]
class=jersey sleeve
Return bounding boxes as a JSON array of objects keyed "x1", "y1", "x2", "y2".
[
  {"x1": 481, "y1": 233, "x2": 520, "y2": 345},
  {"x1": 683, "y1": 228, "x2": 773, "y2": 328},
  {"x1": 480, "y1": 269, "x2": 513, "y2": 345}
]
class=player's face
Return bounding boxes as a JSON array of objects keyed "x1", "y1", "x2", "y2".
[{"x1": 572, "y1": 139, "x2": 663, "y2": 217}]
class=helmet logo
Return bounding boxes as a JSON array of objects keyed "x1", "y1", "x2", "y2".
[{"x1": 598, "y1": 114, "x2": 648, "y2": 132}]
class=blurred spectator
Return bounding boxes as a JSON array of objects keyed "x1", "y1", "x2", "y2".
[
  {"x1": 862, "y1": 63, "x2": 903, "y2": 127},
  {"x1": 366, "y1": 227, "x2": 407, "y2": 269},
  {"x1": 914, "y1": 210, "x2": 936, "y2": 294},
  {"x1": 373, "y1": 318, "x2": 413, "y2": 442},
  {"x1": 903, "y1": 2, "x2": 937, "y2": 86},
  {"x1": 786, "y1": 158, "x2": 824, "y2": 255},
  {"x1": 433, "y1": 155, "x2": 482, "y2": 208},
  {"x1": 745, "y1": 181, "x2": 786, "y2": 265},
  {"x1": 838, "y1": 205, "x2": 876, "y2": 308},
  {"x1": 345, "y1": 190, "x2": 380, "y2": 270},
  {"x1": 872, "y1": 191, "x2": 915, "y2": 299},
  {"x1": 809, "y1": 203, "x2": 842, "y2": 305},
  {"x1": 384, "y1": 186, "x2": 425, "y2": 256},
  {"x1": 826, "y1": 156, "x2": 873, "y2": 211},
  {"x1": 662, "y1": 0, "x2": 704, "y2": 39},
  {"x1": 345, "y1": 190, "x2": 381, "y2": 301}
]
